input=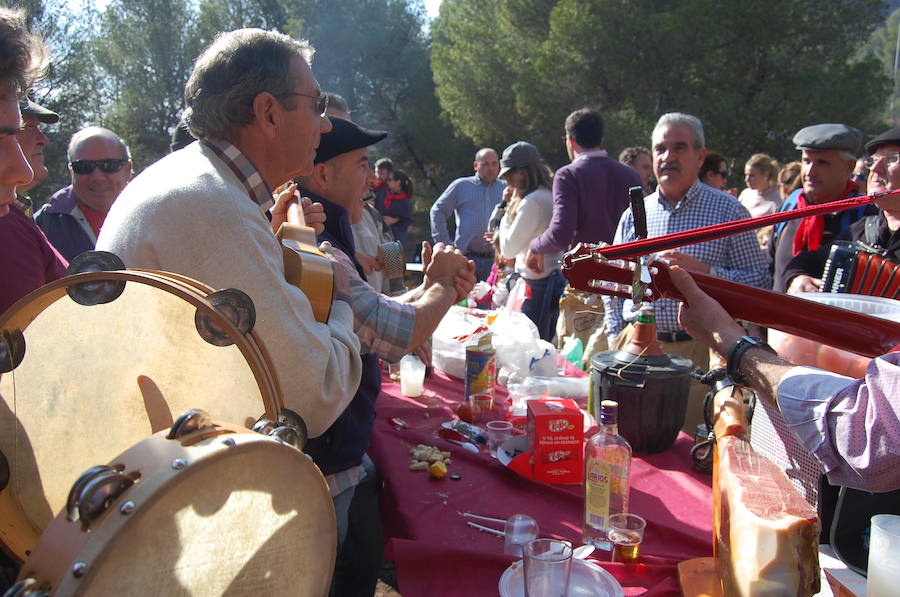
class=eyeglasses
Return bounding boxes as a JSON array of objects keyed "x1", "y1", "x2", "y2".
[
  {"x1": 70, "y1": 159, "x2": 128, "y2": 175},
  {"x1": 283, "y1": 91, "x2": 328, "y2": 115},
  {"x1": 717, "y1": 169, "x2": 729, "y2": 177},
  {"x1": 865, "y1": 151, "x2": 900, "y2": 169}
]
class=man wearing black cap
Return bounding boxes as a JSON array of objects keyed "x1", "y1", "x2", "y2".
[
  {"x1": 770, "y1": 123, "x2": 875, "y2": 293},
  {"x1": 296, "y1": 115, "x2": 474, "y2": 596},
  {"x1": 0, "y1": 97, "x2": 67, "y2": 316}
]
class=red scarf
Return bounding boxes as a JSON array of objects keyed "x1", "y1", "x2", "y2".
[
  {"x1": 792, "y1": 179, "x2": 858, "y2": 256},
  {"x1": 384, "y1": 191, "x2": 409, "y2": 210}
]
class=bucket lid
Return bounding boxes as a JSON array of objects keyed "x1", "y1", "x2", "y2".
[{"x1": 591, "y1": 349, "x2": 693, "y2": 380}]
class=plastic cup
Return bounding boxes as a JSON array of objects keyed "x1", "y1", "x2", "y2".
[
  {"x1": 486, "y1": 420, "x2": 513, "y2": 459},
  {"x1": 504, "y1": 514, "x2": 538, "y2": 557},
  {"x1": 608, "y1": 513, "x2": 646, "y2": 564},
  {"x1": 868, "y1": 514, "x2": 900, "y2": 597},
  {"x1": 522, "y1": 538, "x2": 573, "y2": 597},
  {"x1": 400, "y1": 354, "x2": 425, "y2": 397}
]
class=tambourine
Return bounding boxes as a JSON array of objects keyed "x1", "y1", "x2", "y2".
[
  {"x1": 377, "y1": 240, "x2": 406, "y2": 280},
  {"x1": 0, "y1": 263, "x2": 284, "y2": 561},
  {"x1": 9, "y1": 412, "x2": 335, "y2": 595}
]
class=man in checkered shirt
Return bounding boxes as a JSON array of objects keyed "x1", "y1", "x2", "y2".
[{"x1": 603, "y1": 112, "x2": 769, "y2": 433}]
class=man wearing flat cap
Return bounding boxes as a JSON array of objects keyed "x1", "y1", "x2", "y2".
[
  {"x1": 294, "y1": 115, "x2": 474, "y2": 595},
  {"x1": 770, "y1": 123, "x2": 876, "y2": 293},
  {"x1": 786, "y1": 126, "x2": 900, "y2": 283},
  {"x1": 0, "y1": 98, "x2": 67, "y2": 316}
]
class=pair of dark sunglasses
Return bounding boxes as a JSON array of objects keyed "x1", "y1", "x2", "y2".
[{"x1": 70, "y1": 159, "x2": 128, "y2": 175}]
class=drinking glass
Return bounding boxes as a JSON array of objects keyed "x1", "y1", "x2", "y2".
[
  {"x1": 608, "y1": 513, "x2": 646, "y2": 564},
  {"x1": 504, "y1": 514, "x2": 538, "y2": 557},
  {"x1": 868, "y1": 514, "x2": 900, "y2": 597},
  {"x1": 486, "y1": 420, "x2": 513, "y2": 459},
  {"x1": 522, "y1": 538, "x2": 573, "y2": 597},
  {"x1": 400, "y1": 354, "x2": 425, "y2": 397}
]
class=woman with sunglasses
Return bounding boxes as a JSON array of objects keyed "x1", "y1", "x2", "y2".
[
  {"x1": 382, "y1": 169, "x2": 413, "y2": 244},
  {"x1": 494, "y1": 141, "x2": 563, "y2": 342}
]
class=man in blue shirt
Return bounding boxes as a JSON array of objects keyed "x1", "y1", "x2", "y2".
[
  {"x1": 604, "y1": 112, "x2": 769, "y2": 433},
  {"x1": 430, "y1": 148, "x2": 505, "y2": 281}
]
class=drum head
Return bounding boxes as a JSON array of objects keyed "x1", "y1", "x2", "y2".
[
  {"x1": 0, "y1": 271, "x2": 280, "y2": 559},
  {"x1": 20, "y1": 429, "x2": 336, "y2": 596}
]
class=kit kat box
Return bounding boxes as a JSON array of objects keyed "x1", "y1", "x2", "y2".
[{"x1": 527, "y1": 399, "x2": 583, "y2": 484}]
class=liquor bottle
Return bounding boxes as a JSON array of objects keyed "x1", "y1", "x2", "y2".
[{"x1": 583, "y1": 400, "x2": 632, "y2": 549}]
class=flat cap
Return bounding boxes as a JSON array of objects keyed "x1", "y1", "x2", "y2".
[
  {"x1": 865, "y1": 126, "x2": 900, "y2": 154},
  {"x1": 793, "y1": 123, "x2": 861, "y2": 153},
  {"x1": 314, "y1": 116, "x2": 387, "y2": 164},
  {"x1": 20, "y1": 99, "x2": 59, "y2": 124},
  {"x1": 499, "y1": 141, "x2": 543, "y2": 177}
]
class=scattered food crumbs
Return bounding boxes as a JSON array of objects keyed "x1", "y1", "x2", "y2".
[{"x1": 410, "y1": 444, "x2": 453, "y2": 479}]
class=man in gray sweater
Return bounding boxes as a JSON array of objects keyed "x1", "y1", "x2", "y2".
[{"x1": 97, "y1": 29, "x2": 362, "y2": 438}]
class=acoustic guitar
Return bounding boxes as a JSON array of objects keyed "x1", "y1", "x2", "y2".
[
  {"x1": 277, "y1": 202, "x2": 334, "y2": 323},
  {"x1": 561, "y1": 242, "x2": 900, "y2": 358}
]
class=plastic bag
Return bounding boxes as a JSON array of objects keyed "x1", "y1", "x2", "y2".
[
  {"x1": 506, "y1": 276, "x2": 528, "y2": 312},
  {"x1": 431, "y1": 306, "x2": 489, "y2": 379}
]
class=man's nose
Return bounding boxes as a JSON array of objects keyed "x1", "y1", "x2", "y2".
[{"x1": 3, "y1": 139, "x2": 34, "y2": 188}]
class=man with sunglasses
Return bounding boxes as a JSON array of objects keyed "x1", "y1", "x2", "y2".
[
  {"x1": 34, "y1": 126, "x2": 132, "y2": 261},
  {"x1": 97, "y1": 28, "x2": 362, "y2": 443}
]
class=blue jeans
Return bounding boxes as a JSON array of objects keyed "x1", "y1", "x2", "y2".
[{"x1": 517, "y1": 269, "x2": 566, "y2": 342}]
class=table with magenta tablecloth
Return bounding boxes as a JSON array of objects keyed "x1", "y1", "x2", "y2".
[{"x1": 369, "y1": 368, "x2": 714, "y2": 596}]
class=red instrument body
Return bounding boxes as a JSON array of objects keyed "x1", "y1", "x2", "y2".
[{"x1": 562, "y1": 243, "x2": 900, "y2": 358}]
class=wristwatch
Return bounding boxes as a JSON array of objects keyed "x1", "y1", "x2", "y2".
[{"x1": 726, "y1": 336, "x2": 776, "y2": 385}]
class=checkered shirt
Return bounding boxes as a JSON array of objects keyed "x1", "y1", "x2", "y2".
[
  {"x1": 201, "y1": 138, "x2": 274, "y2": 212},
  {"x1": 603, "y1": 180, "x2": 770, "y2": 339}
]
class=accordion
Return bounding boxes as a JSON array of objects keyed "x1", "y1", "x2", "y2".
[{"x1": 821, "y1": 240, "x2": 900, "y2": 298}]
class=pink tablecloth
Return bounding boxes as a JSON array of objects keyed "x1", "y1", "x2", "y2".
[{"x1": 369, "y1": 369, "x2": 713, "y2": 596}]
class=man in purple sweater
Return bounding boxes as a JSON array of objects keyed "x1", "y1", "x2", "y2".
[
  {"x1": 526, "y1": 108, "x2": 640, "y2": 350},
  {"x1": 525, "y1": 108, "x2": 641, "y2": 273}
]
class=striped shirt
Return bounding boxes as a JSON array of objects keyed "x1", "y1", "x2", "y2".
[
  {"x1": 604, "y1": 180, "x2": 770, "y2": 339},
  {"x1": 779, "y1": 353, "x2": 900, "y2": 492}
]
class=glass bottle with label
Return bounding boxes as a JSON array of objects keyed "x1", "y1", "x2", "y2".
[{"x1": 583, "y1": 400, "x2": 632, "y2": 549}]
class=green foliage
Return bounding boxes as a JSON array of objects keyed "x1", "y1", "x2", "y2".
[
  {"x1": 432, "y1": 0, "x2": 890, "y2": 169},
  {"x1": 93, "y1": 0, "x2": 202, "y2": 172}
]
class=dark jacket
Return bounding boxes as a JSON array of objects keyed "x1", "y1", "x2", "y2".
[
  {"x1": 33, "y1": 185, "x2": 96, "y2": 261},
  {"x1": 300, "y1": 188, "x2": 382, "y2": 477},
  {"x1": 769, "y1": 188, "x2": 874, "y2": 292}
]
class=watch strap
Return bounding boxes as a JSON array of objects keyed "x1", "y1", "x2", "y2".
[{"x1": 726, "y1": 335, "x2": 775, "y2": 385}]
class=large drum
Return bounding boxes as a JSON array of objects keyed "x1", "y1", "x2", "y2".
[
  {"x1": 10, "y1": 416, "x2": 335, "y2": 595},
  {"x1": 0, "y1": 267, "x2": 284, "y2": 560}
]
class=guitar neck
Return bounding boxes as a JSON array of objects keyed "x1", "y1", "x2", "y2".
[
  {"x1": 560, "y1": 244, "x2": 900, "y2": 358},
  {"x1": 665, "y1": 269, "x2": 900, "y2": 358}
]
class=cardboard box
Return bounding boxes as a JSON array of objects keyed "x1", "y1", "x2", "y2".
[{"x1": 527, "y1": 399, "x2": 583, "y2": 484}]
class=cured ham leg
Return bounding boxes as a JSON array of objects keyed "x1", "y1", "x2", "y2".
[{"x1": 713, "y1": 384, "x2": 820, "y2": 597}]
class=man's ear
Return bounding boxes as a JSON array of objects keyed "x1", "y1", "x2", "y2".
[
  {"x1": 312, "y1": 162, "x2": 330, "y2": 190},
  {"x1": 251, "y1": 92, "x2": 279, "y2": 139}
]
